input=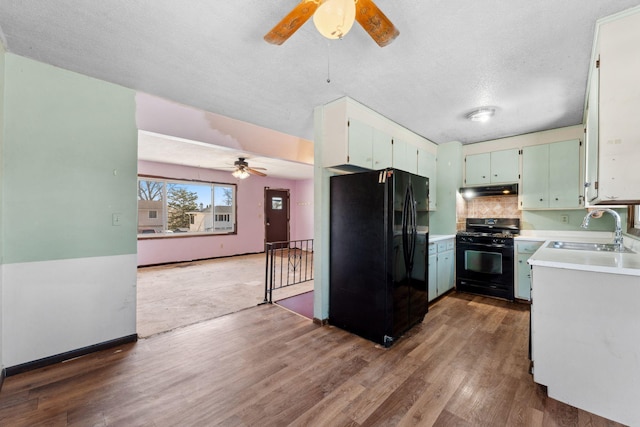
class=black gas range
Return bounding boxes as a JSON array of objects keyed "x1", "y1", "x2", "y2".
[{"x1": 456, "y1": 218, "x2": 520, "y2": 301}]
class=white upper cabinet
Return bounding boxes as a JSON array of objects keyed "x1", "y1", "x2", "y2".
[
  {"x1": 372, "y1": 128, "x2": 393, "y2": 170},
  {"x1": 586, "y1": 7, "x2": 640, "y2": 204},
  {"x1": 321, "y1": 97, "x2": 437, "y2": 209},
  {"x1": 347, "y1": 118, "x2": 375, "y2": 169},
  {"x1": 464, "y1": 148, "x2": 519, "y2": 186}
]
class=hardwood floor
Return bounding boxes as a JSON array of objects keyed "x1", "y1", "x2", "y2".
[{"x1": 0, "y1": 292, "x2": 624, "y2": 426}]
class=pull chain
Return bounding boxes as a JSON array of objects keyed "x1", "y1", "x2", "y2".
[{"x1": 326, "y1": 41, "x2": 331, "y2": 83}]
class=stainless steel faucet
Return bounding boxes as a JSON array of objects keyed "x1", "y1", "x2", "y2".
[{"x1": 581, "y1": 208, "x2": 624, "y2": 249}]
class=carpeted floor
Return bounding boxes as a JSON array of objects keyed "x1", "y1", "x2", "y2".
[
  {"x1": 276, "y1": 291, "x2": 314, "y2": 319},
  {"x1": 137, "y1": 253, "x2": 313, "y2": 337}
]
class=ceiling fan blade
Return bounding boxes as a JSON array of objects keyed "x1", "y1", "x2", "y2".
[
  {"x1": 264, "y1": 0, "x2": 320, "y2": 45},
  {"x1": 247, "y1": 168, "x2": 267, "y2": 177},
  {"x1": 354, "y1": 0, "x2": 399, "y2": 47}
]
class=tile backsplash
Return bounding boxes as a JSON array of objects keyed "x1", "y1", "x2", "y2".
[{"x1": 456, "y1": 194, "x2": 521, "y2": 230}]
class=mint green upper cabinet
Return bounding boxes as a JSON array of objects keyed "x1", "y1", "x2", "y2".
[
  {"x1": 465, "y1": 149, "x2": 519, "y2": 186},
  {"x1": 392, "y1": 138, "x2": 417, "y2": 174},
  {"x1": 372, "y1": 128, "x2": 392, "y2": 170},
  {"x1": 522, "y1": 139, "x2": 581, "y2": 209},
  {"x1": 417, "y1": 148, "x2": 437, "y2": 210},
  {"x1": 522, "y1": 145, "x2": 550, "y2": 209},
  {"x1": 347, "y1": 118, "x2": 374, "y2": 169},
  {"x1": 465, "y1": 152, "x2": 491, "y2": 185},
  {"x1": 490, "y1": 149, "x2": 520, "y2": 183},
  {"x1": 549, "y1": 140, "x2": 581, "y2": 208}
]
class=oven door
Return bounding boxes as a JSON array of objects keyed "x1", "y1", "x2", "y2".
[{"x1": 456, "y1": 241, "x2": 514, "y2": 301}]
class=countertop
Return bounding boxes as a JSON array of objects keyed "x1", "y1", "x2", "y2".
[
  {"x1": 526, "y1": 231, "x2": 640, "y2": 277},
  {"x1": 429, "y1": 234, "x2": 455, "y2": 243}
]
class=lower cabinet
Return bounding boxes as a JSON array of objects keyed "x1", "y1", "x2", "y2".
[
  {"x1": 515, "y1": 240, "x2": 543, "y2": 301},
  {"x1": 428, "y1": 238, "x2": 455, "y2": 302}
]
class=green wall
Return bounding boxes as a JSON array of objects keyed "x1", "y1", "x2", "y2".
[
  {"x1": 2, "y1": 54, "x2": 138, "y2": 264},
  {"x1": 1, "y1": 42, "x2": 6, "y2": 372},
  {"x1": 430, "y1": 141, "x2": 462, "y2": 234},
  {"x1": 522, "y1": 208, "x2": 627, "y2": 232}
]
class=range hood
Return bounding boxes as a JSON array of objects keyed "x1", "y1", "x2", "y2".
[{"x1": 460, "y1": 183, "x2": 518, "y2": 199}]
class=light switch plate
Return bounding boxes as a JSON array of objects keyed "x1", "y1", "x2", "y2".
[{"x1": 112, "y1": 213, "x2": 122, "y2": 226}]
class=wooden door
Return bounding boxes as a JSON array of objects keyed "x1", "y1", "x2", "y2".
[{"x1": 265, "y1": 188, "x2": 290, "y2": 246}]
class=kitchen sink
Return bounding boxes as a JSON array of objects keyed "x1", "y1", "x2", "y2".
[{"x1": 547, "y1": 241, "x2": 635, "y2": 253}]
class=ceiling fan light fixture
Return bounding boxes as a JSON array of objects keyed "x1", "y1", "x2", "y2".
[
  {"x1": 466, "y1": 107, "x2": 496, "y2": 123},
  {"x1": 313, "y1": 0, "x2": 356, "y2": 40},
  {"x1": 232, "y1": 168, "x2": 250, "y2": 179}
]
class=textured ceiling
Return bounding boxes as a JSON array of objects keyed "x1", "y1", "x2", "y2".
[{"x1": 1, "y1": 0, "x2": 640, "y2": 147}]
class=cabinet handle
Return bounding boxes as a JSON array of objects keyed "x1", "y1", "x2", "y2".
[
  {"x1": 494, "y1": 174, "x2": 498, "y2": 177},
  {"x1": 555, "y1": 197, "x2": 559, "y2": 201},
  {"x1": 539, "y1": 198, "x2": 543, "y2": 201},
  {"x1": 482, "y1": 175, "x2": 486, "y2": 178}
]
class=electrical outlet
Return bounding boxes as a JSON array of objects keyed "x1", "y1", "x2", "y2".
[{"x1": 561, "y1": 215, "x2": 569, "y2": 223}]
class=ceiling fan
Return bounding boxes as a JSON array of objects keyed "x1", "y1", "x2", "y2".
[
  {"x1": 264, "y1": 0, "x2": 399, "y2": 47},
  {"x1": 232, "y1": 157, "x2": 267, "y2": 179}
]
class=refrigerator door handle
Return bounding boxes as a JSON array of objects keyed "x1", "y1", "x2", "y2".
[
  {"x1": 408, "y1": 184, "x2": 417, "y2": 269},
  {"x1": 402, "y1": 185, "x2": 415, "y2": 273}
]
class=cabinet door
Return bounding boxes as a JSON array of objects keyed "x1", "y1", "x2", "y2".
[
  {"x1": 585, "y1": 58, "x2": 599, "y2": 203},
  {"x1": 392, "y1": 138, "x2": 407, "y2": 172},
  {"x1": 598, "y1": 12, "x2": 640, "y2": 202},
  {"x1": 490, "y1": 148, "x2": 519, "y2": 183},
  {"x1": 428, "y1": 253, "x2": 438, "y2": 302},
  {"x1": 393, "y1": 138, "x2": 417, "y2": 173},
  {"x1": 436, "y1": 250, "x2": 455, "y2": 295},
  {"x1": 347, "y1": 118, "x2": 373, "y2": 169},
  {"x1": 522, "y1": 145, "x2": 550, "y2": 209},
  {"x1": 516, "y1": 253, "x2": 532, "y2": 300},
  {"x1": 465, "y1": 153, "x2": 491, "y2": 185},
  {"x1": 549, "y1": 139, "x2": 581, "y2": 208},
  {"x1": 372, "y1": 128, "x2": 392, "y2": 170}
]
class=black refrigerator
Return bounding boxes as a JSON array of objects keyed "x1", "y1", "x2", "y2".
[{"x1": 329, "y1": 169, "x2": 429, "y2": 347}]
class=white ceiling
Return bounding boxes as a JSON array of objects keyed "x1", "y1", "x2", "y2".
[
  {"x1": 1, "y1": 1, "x2": 639, "y2": 166},
  {"x1": 138, "y1": 131, "x2": 314, "y2": 180}
]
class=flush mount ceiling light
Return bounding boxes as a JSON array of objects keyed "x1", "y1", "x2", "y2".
[{"x1": 466, "y1": 108, "x2": 496, "y2": 123}]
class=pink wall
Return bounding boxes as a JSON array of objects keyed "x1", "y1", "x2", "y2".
[
  {"x1": 137, "y1": 160, "x2": 314, "y2": 266},
  {"x1": 291, "y1": 179, "x2": 314, "y2": 241}
]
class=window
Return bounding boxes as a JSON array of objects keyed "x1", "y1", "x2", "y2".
[
  {"x1": 272, "y1": 196, "x2": 283, "y2": 210},
  {"x1": 137, "y1": 178, "x2": 236, "y2": 236}
]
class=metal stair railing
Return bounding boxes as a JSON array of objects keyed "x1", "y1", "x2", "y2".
[{"x1": 263, "y1": 239, "x2": 314, "y2": 304}]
